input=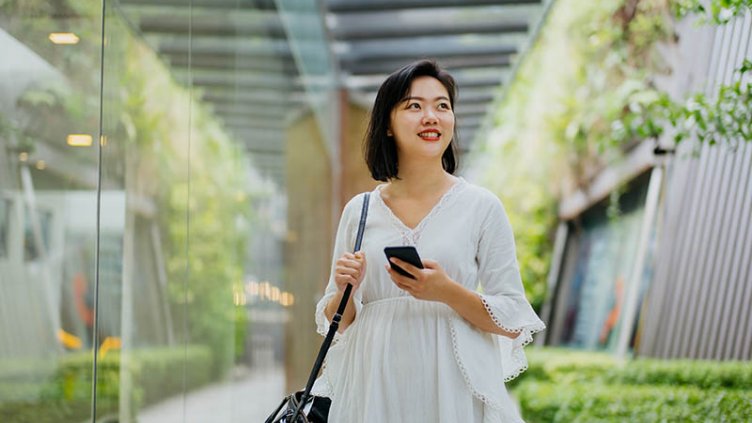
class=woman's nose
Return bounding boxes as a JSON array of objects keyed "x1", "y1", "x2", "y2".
[{"x1": 422, "y1": 108, "x2": 438, "y2": 124}]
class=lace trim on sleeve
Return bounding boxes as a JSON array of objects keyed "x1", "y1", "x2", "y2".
[
  {"x1": 448, "y1": 320, "x2": 504, "y2": 410},
  {"x1": 315, "y1": 292, "x2": 337, "y2": 338},
  {"x1": 478, "y1": 294, "x2": 546, "y2": 382}
]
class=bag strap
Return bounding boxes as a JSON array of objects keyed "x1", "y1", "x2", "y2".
[{"x1": 292, "y1": 192, "x2": 370, "y2": 420}]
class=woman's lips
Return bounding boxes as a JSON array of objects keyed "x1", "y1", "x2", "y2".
[{"x1": 418, "y1": 131, "x2": 441, "y2": 141}]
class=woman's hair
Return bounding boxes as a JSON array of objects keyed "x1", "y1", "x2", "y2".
[{"x1": 364, "y1": 59, "x2": 459, "y2": 181}]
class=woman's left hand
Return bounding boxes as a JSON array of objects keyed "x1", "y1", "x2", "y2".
[{"x1": 385, "y1": 258, "x2": 457, "y2": 302}]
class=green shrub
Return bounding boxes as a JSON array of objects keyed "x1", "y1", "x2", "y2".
[
  {"x1": 516, "y1": 381, "x2": 752, "y2": 423},
  {"x1": 511, "y1": 348, "x2": 752, "y2": 421},
  {"x1": 132, "y1": 346, "x2": 213, "y2": 405},
  {"x1": 507, "y1": 347, "x2": 619, "y2": 388},
  {"x1": 609, "y1": 359, "x2": 752, "y2": 390},
  {"x1": 0, "y1": 346, "x2": 214, "y2": 423},
  {"x1": 0, "y1": 399, "x2": 91, "y2": 423}
]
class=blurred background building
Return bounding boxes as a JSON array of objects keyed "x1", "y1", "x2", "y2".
[{"x1": 0, "y1": 0, "x2": 749, "y2": 422}]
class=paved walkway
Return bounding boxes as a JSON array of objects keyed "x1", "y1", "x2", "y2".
[{"x1": 137, "y1": 366, "x2": 285, "y2": 423}]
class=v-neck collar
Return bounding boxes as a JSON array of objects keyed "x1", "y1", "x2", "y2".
[{"x1": 374, "y1": 177, "x2": 465, "y2": 244}]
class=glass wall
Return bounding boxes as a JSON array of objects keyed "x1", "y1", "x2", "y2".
[
  {"x1": 1, "y1": 1, "x2": 102, "y2": 421},
  {"x1": 0, "y1": 1, "x2": 334, "y2": 421},
  {"x1": 554, "y1": 174, "x2": 652, "y2": 352}
]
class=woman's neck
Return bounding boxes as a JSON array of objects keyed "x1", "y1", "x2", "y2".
[{"x1": 388, "y1": 161, "x2": 455, "y2": 199}]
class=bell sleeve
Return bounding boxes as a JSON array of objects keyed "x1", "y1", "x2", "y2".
[
  {"x1": 314, "y1": 195, "x2": 364, "y2": 338},
  {"x1": 475, "y1": 195, "x2": 546, "y2": 382}
]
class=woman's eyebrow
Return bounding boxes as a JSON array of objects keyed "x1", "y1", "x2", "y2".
[{"x1": 402, "y1": 95, "x2": 451, "y2": 102}]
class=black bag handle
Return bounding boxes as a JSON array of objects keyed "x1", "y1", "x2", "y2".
[{"x1": 291, "y1": 192, "x2": 370, "y2": 421}]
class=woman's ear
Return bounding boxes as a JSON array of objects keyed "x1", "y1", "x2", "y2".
[{"x1": 386, "y1": 128, "x2": 393, "y2": 137}]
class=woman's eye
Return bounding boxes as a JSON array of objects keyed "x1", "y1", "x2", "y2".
[
  {"x1": 439, "y1": 103, "x2": 451, "y2": 110},
  {"x1": 407, "y1": 103, "x2": 420, "y2": 109}
]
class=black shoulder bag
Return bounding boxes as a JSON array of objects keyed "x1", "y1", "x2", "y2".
[{"x1": 266, "y1": 192, "x2": 370, "y2": 423}]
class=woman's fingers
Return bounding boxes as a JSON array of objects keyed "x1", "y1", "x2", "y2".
[
  {"x1": 337, "y1": 274, "x2": 357, "y2": 285},
  {"x1": 388, "y1": 257, "x2": 423, "y2": 280},
  {"x1": 421, "y1": 259, "x2": 438, "y2": 268},
  {"x1": 385, "y1": 264, "x2": 416, "y2": 290},
  {"x1": 336, "y1": 264, "x2": 359, "y2": 276},
  {"x1": 335, "y1": 252, "x2": 368, "y2": 292}
]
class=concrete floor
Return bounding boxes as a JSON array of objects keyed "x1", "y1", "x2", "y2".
[{"x1": 136, "y1": 366, "x2": 285, "y2": 423}]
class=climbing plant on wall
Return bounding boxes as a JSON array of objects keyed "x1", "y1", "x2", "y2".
[
  {"x1": 475, "y1": 0, "x2": 750, "y2": 310},
  {"x1": 619, "y1": 0, "x2": 752, "y2": 148}
]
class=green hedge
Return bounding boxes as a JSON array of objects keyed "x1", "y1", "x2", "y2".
[
  {"x1": 516, "y1": 380, "x2": 752, "y2": 422},
  {"x1": 0, "y1": 346, "x2": 214, "y2": 423},
  {"x1": 511, "y1": 348, "x2": 752, "y2": 422},
  {"x1": 607, "y1": 359, "x2": 752, "y2": 390}
]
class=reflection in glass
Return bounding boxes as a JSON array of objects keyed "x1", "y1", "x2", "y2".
[
  {"x1": 23, "y1": 205, "x2": 52, "y2": 262},
  {"x1": 1, "y1": 0, "x2": 102, "y2": 421},
  {"x1": 1, "y1": 0, "x2": 329, "y2": 420},
  {"x1": 0, "y1": 198, "x2": 8, "y2": 258}
]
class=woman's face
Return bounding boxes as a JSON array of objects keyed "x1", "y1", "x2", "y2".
[{"x1": 389, "y1": 76, "x2": 454, "y2": 163}]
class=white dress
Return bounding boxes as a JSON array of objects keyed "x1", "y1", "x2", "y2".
[{"x1": 312, "y1": 178, "x2": 545, "y2": 423}]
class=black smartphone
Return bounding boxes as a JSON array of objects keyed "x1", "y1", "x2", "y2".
[{"x1": 384, "y1": 246, "x2": 424, "y2": 279}]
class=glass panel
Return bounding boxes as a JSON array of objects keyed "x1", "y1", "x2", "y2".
[
  {"x1": 559, "y1": 178, "x2": 650, "y2": 351},
  {"x1": 98, "y1": 0, "x2": 312, "y2": 421},
  {"x1": 0, "y1": 1, "x2": 102, "y2": 421},
  {"x1": 1, "y1": 0, "x2": 337, "y2": 420}
]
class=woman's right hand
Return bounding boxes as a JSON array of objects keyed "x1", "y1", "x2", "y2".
[{"x1": 334, "y1": 251, "x2": 367, "y2": 292}]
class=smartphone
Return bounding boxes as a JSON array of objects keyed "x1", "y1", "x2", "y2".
[{"x1": 384, "y1": 246, "x2": 424, "y2": 279}]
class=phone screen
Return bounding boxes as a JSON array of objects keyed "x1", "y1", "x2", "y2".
[{"x1": 384, "y1": 246, "x2": 423, "y2": 279}]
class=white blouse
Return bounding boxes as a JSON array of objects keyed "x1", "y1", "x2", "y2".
[{"x1": 312, "y1": 178, "x2": 545, "y2": 422}]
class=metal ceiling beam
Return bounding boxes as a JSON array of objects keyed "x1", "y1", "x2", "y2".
[
  {"x1": 198, "y1": 89, "x2": 305, "y2": 105},
  {"x1": 202, "y1": 94, "x2": 293, "y2": 107},
  {"x1": 455, "y1": 116, "x2": 484, "y2": 127},
  {"x1": 343, "y1": 54, "x2": 512, "y2": 75},
  {"x1": 151, "y1": 35, "x2": 292, "y2": 57},
  {"x1": 119, "y1": 0, "x2": 276, "y2": 11},
  {"x1": 331, "y1": 20, "x2": 528, "y2": 40},
  {"x1": 243, "y1": 145, "x2": 286, "y2": 155},
  {"x1": 454, "y1": 103, "x2": 490, "y2": 116},
  {"x1": 191, "y1": 80, "x2": 299, "y2": 92},
  {"x1": 225, "y1": 129, "x2": 286, "y2": 142},
  {"x1": 222, "y1": 126, "x2": 282, "y2": 139},
  {"x1": 339, "y1": 42, "x2": 516, "y2": 63},
  {"x1": 246, "y1": 147, "x2": 285, "y2": 154},
  {"x1": 171, "y1": 69, "x2": 299, "y2": 90},
  {"x1": 227, "y1": 128, "x2": 285, "y2": 143},
  {"x1": 137, "y1": 16, "x2": 285, "y2": 38},
  {"x1": 457, "y1": 124, "x2": 482, "y2": 133},
  {"x1": 220, "y1": 116, "x2": 287, "y2": 130},
  {"x1": 327, "y1": 0, "x2": 540, "y2": 13},
  {"x1": 455, "y1": 92, "x2": 496, "y2": 105},
  {"x1": 127, "y1": 7, "x2": 285, "y2": 39},
  {"x1": 162, "y1": 52, "x2": 296, "y2": 73},
  {"x1": 211, "y1": 102, "x2": 290, "y2": 118},
  {"x1": 328, "y1": 0, "x2": 540, "y2": 13},
  {"x1": 214, "y1": 108, "x2": 287, "y2": 123}
]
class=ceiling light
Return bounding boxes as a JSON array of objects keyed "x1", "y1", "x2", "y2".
[
  {"x1": 49, "y1": 32, "x2": 79, "y2": 45},
  {"x1": 67, "y1": 134, "x2": 93, "y2": 147},
  {"x1": 19, "y1": 152, "x2": 29, "y2": 162},
  {"x1": 35, "y1": 160, "x2": 47, "y2": 170}
]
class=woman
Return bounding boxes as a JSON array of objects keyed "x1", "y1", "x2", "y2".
[{"x1": 312, "y1": 60, "x2": 545, "y2": 422}]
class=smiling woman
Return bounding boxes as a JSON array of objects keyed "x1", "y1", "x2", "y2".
[
  {"x1": 313, "y1": 60, "x2": 545, "y2": 423},
  {"x1": 364, "y1": 60, "x2": 459, "y2": 182},
  {"x1": 389, "y1": 76, "x2": 455, "y2": 161}
]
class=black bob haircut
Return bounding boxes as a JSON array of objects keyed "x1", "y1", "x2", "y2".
[{"x1": 364, "y1": 59, "x2": 459, "y2": 182}]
